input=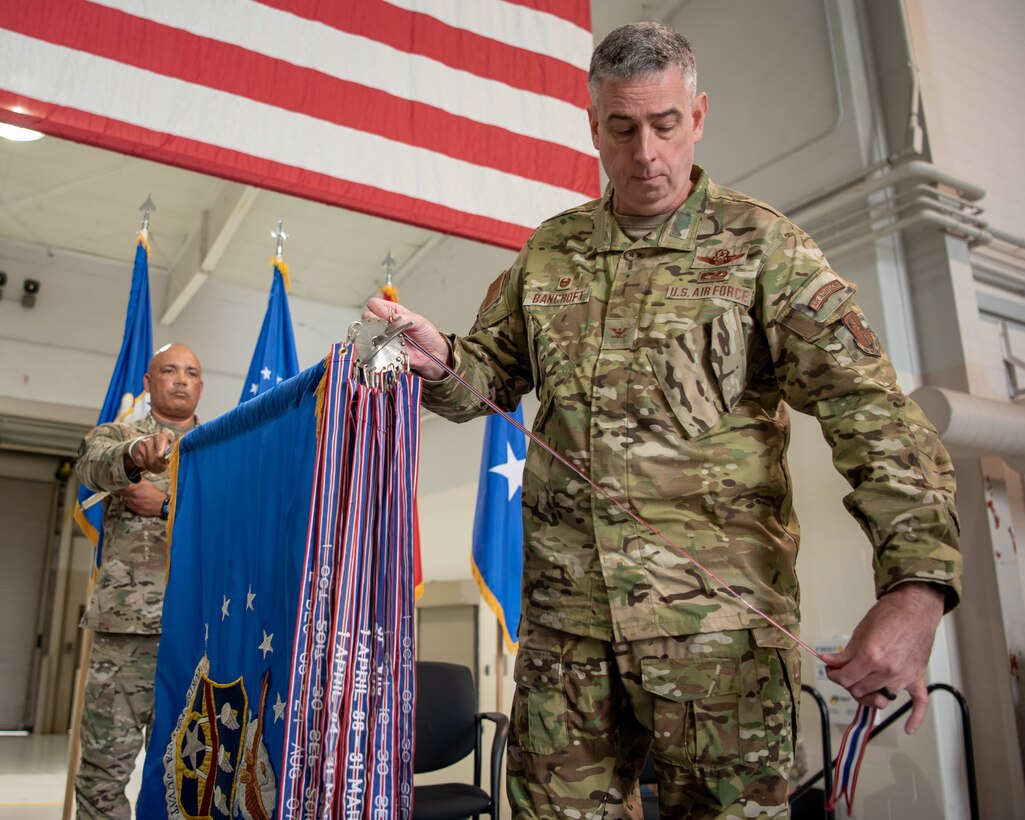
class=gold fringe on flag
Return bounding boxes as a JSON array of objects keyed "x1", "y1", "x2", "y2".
[
  {"x1": 269, "y1": 257, "x2": 292, "y2": 291},
  {"x1": 164, "y1": 439, "x2": 182, "y2": 563}
]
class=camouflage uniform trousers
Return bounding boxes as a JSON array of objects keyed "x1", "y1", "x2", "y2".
[
  {"x1": 75, "y1": 631, "x2": 161, "y2": 820},
  {"x1": 508, "y1": 620, "x2": 801, "y2": 819}
]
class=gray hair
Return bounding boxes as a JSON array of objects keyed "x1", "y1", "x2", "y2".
[{"x1": 588, "y1": 22, "x2": 697, "y2": 100}]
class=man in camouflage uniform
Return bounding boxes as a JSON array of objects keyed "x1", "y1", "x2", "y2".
[
  {"x1": 74, "y1": 343, "x2": 203, "y2": 819},
  {"x1": 366, "y1": 22, "x2": 961, "y2": 819}
]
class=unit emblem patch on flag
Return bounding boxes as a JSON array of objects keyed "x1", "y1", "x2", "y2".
[{"x1": 164, "y1": 656, "x2": 252, "y2": 819}]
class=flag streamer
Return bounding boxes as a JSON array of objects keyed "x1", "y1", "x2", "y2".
[
  {"x1": 280, "y1": 343, "x2": 421, "y2": 817},
  {"x1": 138, "y1": 343, "x2": 422, "y2": 819},
  {"x1": 827, "y1": 703, "x2": 877, "y2": 814}
]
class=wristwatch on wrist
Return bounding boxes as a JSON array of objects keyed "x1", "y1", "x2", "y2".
[{"x1": 160, "y1": 495, "x2": 170, "y2": 521}]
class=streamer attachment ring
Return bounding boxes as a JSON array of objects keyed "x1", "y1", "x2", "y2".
[{"x1": 347, "y1": 317, "x2": 412, "y2": 374}]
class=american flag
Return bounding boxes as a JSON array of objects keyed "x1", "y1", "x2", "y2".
[{"x1": 0, "y1": 0, "x2": 599, "y2": 249}]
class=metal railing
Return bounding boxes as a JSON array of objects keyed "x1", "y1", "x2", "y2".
[{"x1": 790, "y1": 683, "x2": 978, "y2": 820}]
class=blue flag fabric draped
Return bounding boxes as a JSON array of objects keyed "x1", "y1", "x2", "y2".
[
  {"x1": 138, "y1": 343, "x2": 422, "y2": 819},
  {"x1": 240, "y1": 260, "x2": 299, "y2": 404},
  {"x1": 73, "y1": 231, "x2": 153, "y2": 559},
  {"x1": 471, "y1": 406, "x2": 526, "y2": 652}
]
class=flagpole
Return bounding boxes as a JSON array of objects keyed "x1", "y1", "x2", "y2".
[
  {"x1": 495, "y1": 621, "x2": 504, "y2": 713},
  {"x1": 62, "y1": 630, "x2": 92, "y2": 819}
]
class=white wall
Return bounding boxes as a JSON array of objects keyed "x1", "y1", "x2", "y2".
[{"x1": 907, "y1": 0, "x2": 1025, "y2": 237}]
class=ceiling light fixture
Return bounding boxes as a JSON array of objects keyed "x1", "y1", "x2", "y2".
[{"x1": 0, "y1": 123, "x2": 44, "y2": 142}]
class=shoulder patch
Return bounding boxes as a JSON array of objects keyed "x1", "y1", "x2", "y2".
[
  {"x1": 842, "y1": 311, "x2": 881, "y2": 355},
  {"x1": 808, "y1": 279, "x2": 846, "y2": 311},
  {"x1": 481, "y1": 271, "x2": 506, "y2": 315},
  {"x1": 477, "y1": 270, "x2": 514, "y2": 328},
  {"x1": 789, "y1": 269, "x2": 855, "y2": 321}
]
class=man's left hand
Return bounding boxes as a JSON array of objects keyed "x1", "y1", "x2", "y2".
[
  {"x1": 821, "y1": 581, "x2": 945, "y2": 734},
  {"x1": 118, "y1": 479, "x2": 166, "y2": 517}
]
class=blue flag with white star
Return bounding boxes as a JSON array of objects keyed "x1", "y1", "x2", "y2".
[
  {"x1": 138, "y1": 359, "x2": 324, "y2": 818},
  {"x1": 471, "y1": 406, "x2": 526, "y2": 652},
  {"x1": 239, "y1": 261, "x2": 299, "y2": 404},
  {"x1": 73, "y1": 231, "x2": 153, "y2": 565}
]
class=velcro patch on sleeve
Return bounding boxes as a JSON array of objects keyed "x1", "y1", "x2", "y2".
[
  {"x1": 842, "y1": 311, "x2": 881, "y2": 355},
  {"x1": 477, "y1": 270, "x2": 513, "y2": 327},
  {"x1": 808, "y1": 279, "x2": 846, "y2": 311},
  {"x1": 481, "y1": 271, "x2": 506, "y2": 314},
  {"x1": 789, "y1": 269, "x2": 855, "y2": 321}
]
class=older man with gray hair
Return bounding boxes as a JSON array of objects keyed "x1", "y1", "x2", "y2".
[{"x1": 366, "y1": 22, "x2": 961, "y2": 819}]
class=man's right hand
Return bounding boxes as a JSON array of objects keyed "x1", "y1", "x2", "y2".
[
  {"x1": 118, "y1": 479, "x2": 166, "y2": 517},
  {"x1": 124, "y1": 432, "x2": 173, "y2": 475},
  {"x1": 362, "y1": 297, "x2": 451, "y2": 380}
]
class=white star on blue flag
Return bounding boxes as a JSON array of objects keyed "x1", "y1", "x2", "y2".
[{"x1": 471, "y1": 407, "x2": 526, "y2": 651}]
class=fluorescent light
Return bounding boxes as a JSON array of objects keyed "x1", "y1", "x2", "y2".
[{"x1": 0, "y1": 123, "x2": 44, "y2": 142}]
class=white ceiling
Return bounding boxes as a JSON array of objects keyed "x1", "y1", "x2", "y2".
[
  {"x1": 0, "y1": 1, "x2": 681, "y2": 319},
  {"x1": 0, "y1": 134, "x2": 442, "y2": 314}
]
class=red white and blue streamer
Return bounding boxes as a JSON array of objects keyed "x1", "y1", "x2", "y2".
[
  {"x1": 827, "y1": 703, "x2": 877, "y2": 814},
  {"x1": 280, "y1": 343, "x2": 421, "y2": 818}
]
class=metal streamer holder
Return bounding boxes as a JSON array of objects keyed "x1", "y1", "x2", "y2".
[{"x1": 347, "y1": 317, "x2": 412, "y2": 389}]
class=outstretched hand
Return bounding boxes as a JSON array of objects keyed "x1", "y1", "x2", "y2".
[
  {"x1": 821, "y1": 581, "x2": 945, "y2": 734},
  {"x1": 362, "y1": 297, "x2": 451, "y2": 380}
]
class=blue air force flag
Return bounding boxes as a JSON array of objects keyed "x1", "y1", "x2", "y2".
[
  {"x1": 239, "y1": 261, "x2": 299, "y2": 404},
  {"x1": 73, "y1": 231, "x2": 153, "y2": 557},
  {"x1": 137, "y1": 361, "x2": 324, "y2": 819},
  {"x1": 471, "y1": 406, "x2": 527, "y2": 652}
]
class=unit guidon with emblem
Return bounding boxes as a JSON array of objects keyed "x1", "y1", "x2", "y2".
[{"x1": 163, "y1": 657, "x2": 275, "y2": 819}]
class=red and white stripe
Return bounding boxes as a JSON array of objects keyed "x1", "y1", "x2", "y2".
[{"x1": 0, "y1": 0, "x2": 599, "y2": 249}]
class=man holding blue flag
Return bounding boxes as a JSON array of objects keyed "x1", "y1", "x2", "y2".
[{"x1": 74, "y1": 343, "x2": 203, "y2": 819}]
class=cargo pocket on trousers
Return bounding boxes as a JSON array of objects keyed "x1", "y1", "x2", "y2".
[
  {"x1": 641, "y1": 656, "x2": 752, "y2": 769},
  {"x1": 751, "y1": 630, "x2": 799, "y2": 776},
  {"x1": 639, "y1": 651, "x2": 774, "y2": 770},
  {"x1": 513, "y1": 649, "x2": 567, "y2": 755}
]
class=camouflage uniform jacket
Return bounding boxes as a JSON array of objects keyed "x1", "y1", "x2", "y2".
[
  {"x1": 76, "y1": 412, "x2": 197, "y2": 634},
  {"x1": 424, "y1": 167, "x2": 962, "y2": 643}
]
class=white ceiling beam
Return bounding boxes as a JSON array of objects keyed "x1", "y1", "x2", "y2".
[{"x1": 159, "y1": 182, "x2": 259, "y2": 325}]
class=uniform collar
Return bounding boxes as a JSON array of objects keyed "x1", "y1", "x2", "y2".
[
  {"x1": 588, "y1": 165, "x2": 709, "y2": 256},
  {"x1": 147, "y1": 411, "x2": 200, "y2": 435}
]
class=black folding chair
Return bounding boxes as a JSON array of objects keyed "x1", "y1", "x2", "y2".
[{"x1": 413, "y1": 660, "x2": 509, "y2": 819}]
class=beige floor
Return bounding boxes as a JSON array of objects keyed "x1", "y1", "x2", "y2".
[{"x1": 0, "y1": 734, "x2": 143, "y2": 820}]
